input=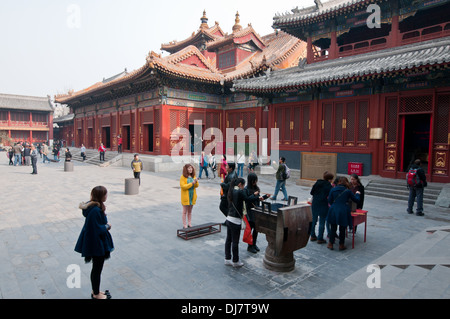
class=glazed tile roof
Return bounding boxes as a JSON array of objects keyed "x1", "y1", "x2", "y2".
[
  {"x1": 56, "y1": 29, "x2": 305, "y2": 104},
  {"x1": 273, "y1": 0, "x2": 384, "y2": 28},
  {"x1": 206, "y1": 25, "x2": 266, "y2": 51},
  {"x1": 0, "y1": 93, "x2": 53, "y2": 112},
  {"x1": 161, "y1": 23, "x2": 225, "y2": 54},
  {"x1": 233, "y1": 36, "x2": 450, "y2": 93}
]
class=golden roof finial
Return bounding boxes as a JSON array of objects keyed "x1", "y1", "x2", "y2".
[
  {"x1": 232, "y1": 11, "x2": 242, "y2": 33},
  {"x1": 200, "y1": 10, "x2": 209, "y2": 29}
]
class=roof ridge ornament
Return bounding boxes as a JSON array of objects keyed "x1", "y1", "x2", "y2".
[
  {"x1": 200, "y1": 10, "x2": 209, "y2": 29},
  {"x1": 232, "y1": 11, "x2": 242, "y2": 33},
  {"x1": 314, "y1": 0, "x2": 323, "y2": 9}
]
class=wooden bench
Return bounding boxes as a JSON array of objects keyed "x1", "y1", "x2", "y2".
[{"x1": 177, "y1": 223, "x2": 221, "y2": 240}]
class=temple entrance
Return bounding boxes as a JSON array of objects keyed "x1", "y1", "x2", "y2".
[
  {"x1": 102, "y1": 127, "x2": 111, "y2": 148},
  {"x1": 189, "y1": 124, "x2": 203, "y2": 154},
  {"x1": 87, "y1": 128, "x2": 94, "y2": 148},
  {"x1": 124, "y1": 126, "x2": 131, "y2": 151},
  {"x1": 401, "y1": 114, "x2": 431, "y2": 173},
  {"x1": 144, "y1": 124, "x2": 154, "y2": 152}
]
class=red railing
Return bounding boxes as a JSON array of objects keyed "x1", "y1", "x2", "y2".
[
  {"x1": 310, "y1": 21, "x2": 450, "y2": 63},
  {"x1": 401, "y1": 22, "x2": 450, "y2": 45},
  {"x1": 338, "y1": 36, "x2": 388, "y2": 57}
]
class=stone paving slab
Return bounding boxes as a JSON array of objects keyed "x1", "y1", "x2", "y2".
[{"x1": 0, "y1": 157, "x2": 449, "y2": 301}]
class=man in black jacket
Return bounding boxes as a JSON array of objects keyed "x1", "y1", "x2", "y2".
[{"x1": 406, "y1": 159, "x2": 427, "y2": 216}]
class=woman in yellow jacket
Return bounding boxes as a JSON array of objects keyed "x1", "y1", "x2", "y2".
[{"x1": 180, "y1": 164, "x2": 199, "y2": 228}]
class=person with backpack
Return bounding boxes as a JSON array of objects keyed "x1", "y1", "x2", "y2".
[
  {"x1": 406, "y1": 159, "x2": 427, "y2": 216},
  {"x1": 270, "y1": 157, "x2": 289, "y2": 201}
]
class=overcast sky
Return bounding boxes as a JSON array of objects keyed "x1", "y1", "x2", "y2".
[{"x1": 0, "y1": 0, "x2": 315, "y2": 98}]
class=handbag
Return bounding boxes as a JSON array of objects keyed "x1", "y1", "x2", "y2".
[{"x1": 242, "y1": 215, "x2": 253, "y2": 245}]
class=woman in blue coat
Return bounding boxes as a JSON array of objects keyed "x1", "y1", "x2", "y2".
[
  {"x1": 75, "y1": 186, "x2": 114, "y2": 299},
  {"x1": 327, "y1": 177, "x2": 360, "y2": 251}
]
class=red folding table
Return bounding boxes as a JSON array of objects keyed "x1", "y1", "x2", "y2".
[{"x1": 350, "y1": 209, "x2": 368, "y2": 249}]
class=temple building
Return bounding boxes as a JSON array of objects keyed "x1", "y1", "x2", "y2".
[
  {"x1": 55, "y1": 12, "x2": 306, "y2": 157},
  {"x1": 0, "y1": 93, "x2": 54, "y2": 146},
  {"x1": 233, "y1": 0, "x2": 450, "y2": 183}
]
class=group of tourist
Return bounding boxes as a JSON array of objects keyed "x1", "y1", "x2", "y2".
[
  {"x1": 309, "y1": 172, "x2": 363, "y2": 251},
  {"x1": 5, "y1": 140, "x2": 74, "y2": 175},
  {"x1": 72, "y1": 151, "x2": 429, "y2": 299}
]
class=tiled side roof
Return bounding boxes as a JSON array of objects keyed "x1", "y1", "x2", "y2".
[
  {"x1": 233, "y1": 36, "x2": 450, "y2": 93},
  {"x1": 225, "y1": 31, "x2": 306, "y2": 81},
  {"x1": 161, "y1": 24, "x2": 224, "y2": 53},
  {"x1": 0, "y1": 93, "x2": 53, "y2": 112},
  {"x1": 55, "y1": 65, "x2": 149, "y2": 104},
  {"x1": 56, "y1": 32, "x2": 306, "y2": 104},
  {"x1": 147, "y1": 46, "x2": 223, "y2": 83},
  {"x1": 206, "y1": 26, "x2": 266, "y2": 51},
  {"x1": 273, "y1": 0, "x2": 380, "y2": 27}
]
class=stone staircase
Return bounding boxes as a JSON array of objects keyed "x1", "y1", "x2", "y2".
[
  {"x1": 365, "y1": 178, "x2": 442, "y2": 206},
  {"x1": 317, "y1": 226, "x2": 450, "y2": 299},
  {"x1": 70, "y1": 148, "x2": 122, "y2": 167}
]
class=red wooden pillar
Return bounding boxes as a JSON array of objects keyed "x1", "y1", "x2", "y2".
[
  {"x1": 160, "y1": 105, "x2": 169, "y2": 156},
  {"x1": 306, "y1": 37, "x2": 313, "y2": 64},
  {"x1": 48, "y1": 113, "x2": 54, "y2": 141},
  {"x1": 329, "y1": 31, "x2": 338, "y2": 59},
  {"x1": 388, "y1": 15, "x2": 400, "y2": 48}
]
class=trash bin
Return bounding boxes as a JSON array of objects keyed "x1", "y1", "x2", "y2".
[{"x1": 348, "y1": 162, "x2": 363, "y2": 176}]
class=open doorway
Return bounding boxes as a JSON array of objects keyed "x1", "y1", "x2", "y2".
[
  {"x1": 402, "y1": 114, "x2": 430, "y2": 173},
  {"x1": 189, "y1": 124, "x2": 203, "y2": 154},
  {"x1": 122, "y1": 125, "x2": 131, "y2": 151},
  {"x1": 102, "y1": 127, "x2": 111, "y2": 148},
  {"x1": 144, "y1": 124, "x2": 154, "y2": 152}
]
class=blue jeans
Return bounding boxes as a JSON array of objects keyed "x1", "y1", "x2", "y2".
[
  {"x1": 407, "y1": 187, "x2": 424, "y2": 214},
  {"x1": 43, "y1": 155, "x2": 50, "y2": 163},
  {"x1": 14, "y1": 154, "x2": 21, "y2": 166},
  {"x1": 272, "y1": 180, "x2": 288, "y2": 200},
  {"x1": 199, "y1": 165, "x2": 209, "y2": 178},
  {"x1": 311, "y1": 213, "x2": 328, "y2": 241},
  {"x1": 237, "y1": 163, "x2": 244, "y2": 177}
]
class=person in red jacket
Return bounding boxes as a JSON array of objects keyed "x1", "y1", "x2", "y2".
[{"x1": 98, "y1": 143, "x2": 106, "y2": 161}]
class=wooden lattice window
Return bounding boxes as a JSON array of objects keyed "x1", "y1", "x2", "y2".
[
  {"x1": 435, "y1": 94, "x2": 450, "y2": 144},
  {"x1": 275, "y1": 104, "x2": 311, "y2": 145},
  {"x1": 386, "y1": 98, "x2": 398, "y2": 143},
  {"x1": 323, "y1": 103, "x2": 333, "y2": 143},
  {"x1": 322, "y1": 100, "x2": 369, "y2": 146},
  {"x1": 399, "y1": 95, "x2": 433, "y2": 113}
]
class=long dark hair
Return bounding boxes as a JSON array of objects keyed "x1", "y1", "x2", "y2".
[
  {"x1": 227, "y1": 177, "x2": 245, "y2": 202},
  {"x1": 90, "y1": 186, "x2": 107, "y2": 213},
  {"x1": 247, "y1": 173, "x2": 260, "y2": 192},
  {"x1": 350, "y1": 173, "x2": 362, "y2": 186}
]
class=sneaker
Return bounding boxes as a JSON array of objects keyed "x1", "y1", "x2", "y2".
[
  {"x1": 232, "y1": 261, "x2": 244, "y2": 268},
  {"x1": 224, "y1": 259, "x2": 233, "y2": 266},
  {"x1": 269, "y1": 197, "x2": 276, "y2": 200},
  {"x1": 416, "y1": 212, "x2": 424, "y2": 216}
]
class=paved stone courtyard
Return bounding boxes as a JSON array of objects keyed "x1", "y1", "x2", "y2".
[{"x1": 0, "y1": 157, "x2": 449, "y2": 301}]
